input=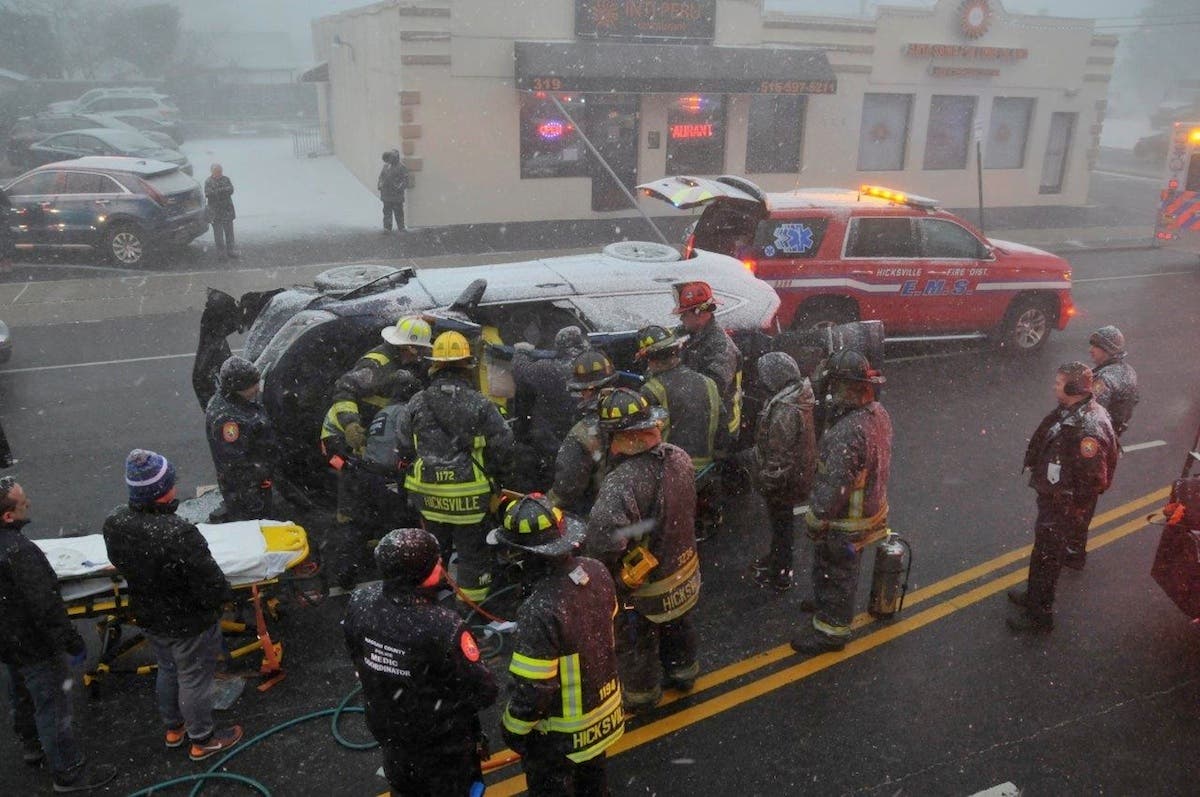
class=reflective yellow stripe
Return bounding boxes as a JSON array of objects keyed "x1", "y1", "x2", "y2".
[
  {"x1": 848, "y1": 468, "x2": 867, "y2": 519},
  {"x1": 510, "y1": 652, "x2": 559, "y2": 680},
  {"x1": 362, "y1": 395, "x2": 390, "y2": 409},
  {"x1": 813, "y1": 615, "x2": 851, "y2": 638},
  {"x1": 728, "y1": 368, "x2": 743, "y2": 434},
  {"x1": 480, "y1": 325, "x2": 508, "y2": 413},
  {"x1": 403, "y1": 476, "x2": 491, "y2": 498},
  {"x1": 645, "y1": 379, "x2": 670, "y2": 440},
  {"x1": 560, "y1": 654, "x2": 583, "y2": 719},
  {"x1": 541, "y1": 690, "x2": 622, "y2": 733},
  {"x1": 363, "y1": 351, "x2": 391, "y2": 366},
  {"x1": 502, "y1": 707, "x2": 537, "y2": 736},
  {"x1": 321, "y1": 400, "x2": 360, "y2": 439},
  {"x1": 703, "y1": 377, "x2": 719, "y2": 456},
  {"x1": 567, "y1": 723, "x2": 624, "y2": 763},
  {"x1": 457, "y1": 583, "x2": 490, "y2": 602}
]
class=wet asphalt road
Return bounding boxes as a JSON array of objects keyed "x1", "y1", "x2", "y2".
[{"x1": 1, "y1": 244, "x2": 1199, "y2": 796}]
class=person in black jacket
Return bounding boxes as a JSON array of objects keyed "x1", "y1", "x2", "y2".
[
  {"x1": 205, "y1": 356, "x2": 277, "y2": 522},
  {"x1": 102, "y1": 449, "x2": 244, "y2": 761},
  {"x1": 1, "y1": 478, "x2": 116, "y2": 792},
  {"x1": 192, "y1": 289, "x2": 242, "y2": 411},
  {"x1": 343, "y1": 527, "x2": 497, "y2": 796}
]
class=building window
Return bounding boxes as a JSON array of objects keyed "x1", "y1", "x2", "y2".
[
  {"x1": 520, "y1": 93, "x2": 589, "y2": 179},
  {"x1": 923, "y1": 95, "x2": 975, "y2": 170},
  {"x1": 984, "y1": 97, "x2": 1035, "y2": 169},
  {"x1": 745, "y1": 94, "x2": 806, "y2": 174},
  {"x1": 666, "y1": 94, "x2": 726, "y2": 175},
  {"x1": 857, "y1": 93, "x2": 913, "y2": 172}
]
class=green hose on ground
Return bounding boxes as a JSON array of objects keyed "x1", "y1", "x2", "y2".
[{"x1": 125, "y1": 686, "x2": 376, "y2": 797}]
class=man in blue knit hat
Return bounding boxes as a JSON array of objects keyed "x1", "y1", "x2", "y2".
[{"x1": 102, "y1": 449, "x2": 245, "y2": 761}]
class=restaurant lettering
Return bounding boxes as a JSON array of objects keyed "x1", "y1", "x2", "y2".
[
  {"x1": 576, "y1": 0, "x2": 715, "y2": 42},
  {"x1": 904, "y1": 43, "x2": 1028, "y2": 60}
]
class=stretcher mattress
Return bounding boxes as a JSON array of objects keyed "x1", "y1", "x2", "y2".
[{"x1": 36, "y1": 520, "x2": 308, "y2": 602}]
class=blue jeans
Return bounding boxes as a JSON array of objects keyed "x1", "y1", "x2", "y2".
[
  {"x1": 147, "y1": 623, "x2": 222, "y2": 740},
  {"x1": 5, "y1": 657, "x2": 85, "y2": 775}
]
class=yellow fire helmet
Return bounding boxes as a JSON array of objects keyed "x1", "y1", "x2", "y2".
[
  {"x1": 598, "y1": 387, "x2": 666, "y2": 431},
  {"x1": 427, "y1": 330, "x2": 474, "y2": 363}
]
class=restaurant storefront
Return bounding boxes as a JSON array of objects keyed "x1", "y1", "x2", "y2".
[{"x1": 310, "y1": 0, "x2": 1115, "y2": 227}]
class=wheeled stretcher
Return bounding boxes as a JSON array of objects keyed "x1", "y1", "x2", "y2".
[{"x1": 35, "y1": 521, "x2": 311, "y2": 694}]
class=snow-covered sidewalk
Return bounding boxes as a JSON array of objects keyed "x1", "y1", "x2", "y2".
[{"x1": 180, "y1": 136, "x2": 382, "y2": 244}]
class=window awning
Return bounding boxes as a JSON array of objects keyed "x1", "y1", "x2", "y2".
[
  {"x1": 299, "y1": 62, "x2": 328, "y2": 82},
  {"x1": 515, "y1": 41, "x2": 836, "y2": 95}
]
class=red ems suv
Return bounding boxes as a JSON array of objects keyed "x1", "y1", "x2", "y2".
[{"x1": 639, "y1": 176, "x2": 1075, "y2": 353}]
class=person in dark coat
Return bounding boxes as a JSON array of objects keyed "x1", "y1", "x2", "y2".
[
  {"x1": 101, "y1": 449, "x2": 244, "y2": 761},
  {"x1": 791, "y1": 351, "x2": 892, "y2": 655},
  {"x1": 377, "y1": 150, "x2": 409, "y2": 233},
  {"x1": 588, "y1": 388, "x2": 700, "y2": 712},
  {"x1": 747, "y1": 352, "x2": 817, "y2": 592},
  {"x1": 204, "y1": 164, "x2": 237, "y2": 260},
  {"x1": 1088, "y1": 325, "x2": 1138, "y2": 440},
  {"x1": 205, "y1": 356, "x2": 278, "y2": 522},
  {"x1": 1, "y1": 478, "x2": 116, "y2": 793},
  {"x1": 491, "y1": 495, "x2": 625, "y2": 795},
  {"x1": 1008, "y1": 363, "x2": 1118, "y2": 630},
  {"x1": 547, "y1": 350, "x2": 618, "y2": 516},
  {"x1": 511, "y1": 325, "x2": 590, "y2": 488},
  {"x1": 636, "y1": 325, "x2": 726, "y2": 471},
  {"x1": 344, "y1": 528, "x2": 497, "y2": 796}
]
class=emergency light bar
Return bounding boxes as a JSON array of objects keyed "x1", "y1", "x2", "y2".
[
  {"x1": 1190, "y1": 128, "x2": 1200, "y2": 145},
  {"x1": 859, "y1": 184, "x2": 939, "y2": 210}
]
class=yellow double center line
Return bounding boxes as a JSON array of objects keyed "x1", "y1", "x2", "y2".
[{"x1": 481, "y1": 486, "x2": 1169, "y2": 797}]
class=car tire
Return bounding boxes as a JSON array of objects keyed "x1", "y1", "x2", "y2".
[
  {"x1": 791, "y1": 298, "x2": 858, "y2": 330},
  {"x1": 105, "y1": 224, "x2": 150, "y2": 267},
  {"x1": 997, "y1": 296, "x2": 1053, "y2": 354},
  {"x1": 314, "y1": 264, "x2": 401, "y2": 292}
]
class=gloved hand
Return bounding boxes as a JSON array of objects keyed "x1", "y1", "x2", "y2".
[
  {"x1": 343, "y1": 422, "x2": 367, "y2": 451},
  {"x1": 501, "y1": 726, "x2": 529, "y2": 757}
]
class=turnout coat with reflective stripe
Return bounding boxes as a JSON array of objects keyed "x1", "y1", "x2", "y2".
[
  {"x1": 807, "y1": 401, "x2": 892, "y2": 531},
  {"x1": 587, "y1": 443, "x2": 700, "y2": 623},
  {"x1": 502, "y1": 556, "x2": 625, "y2": 763},
  {"x1": 641, "y1": 363, "x2": 725, "y2": 469},
  {"x1": 322, "y1": 344, "x2": 422, "y2": 451},
  {"x1": 680, "y1": 318, "x2": 742, "y2": 436},
  {"x1": 397, "y1": 370, "x2": 514, "y2": 524}
]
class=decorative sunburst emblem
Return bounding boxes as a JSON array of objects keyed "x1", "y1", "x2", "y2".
[
  {"x1": 591, "y1": 0, "x2": 621, "y2": 30},
  {"x1": 870, "y1": 122, "x2": 891, "y2": 143},
  {"x1": 959, "y1": 0, "x2": 992, "y2": 40}
]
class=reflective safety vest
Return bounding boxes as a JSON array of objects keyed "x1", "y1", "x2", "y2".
[
  {"x1": 643, "y1": 375, "x2": 720, "y2": 470},
  {"x1": 503, "y1": 653, "x2": 625, "y2": 763},
  {"x1": 320, "y1": 400, "x2": 360, "y2": 446},
  {"x1": 728, "y1": 366, "x2": 743, "y2": 437},
  {"x1": 358, "y1": 350, "x2": 394, "y2": 413},
  {"x1": 631, "y1": 546, "x2": 700, "y2": 623},
  {"x1": 403, "y1": 434, "x2": 492, "y2": 525},
  {"x1": 479, "y1": 325, "x2": 509, "y2": 417}
]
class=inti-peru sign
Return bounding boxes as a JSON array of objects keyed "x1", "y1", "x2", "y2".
[{"x1": 575, "y1": 0, "x2": 716, "y2": 43}]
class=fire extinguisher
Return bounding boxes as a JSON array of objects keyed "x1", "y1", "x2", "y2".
[{"x1": 867, "y1": 532, "x2": 912, "y2": 619}]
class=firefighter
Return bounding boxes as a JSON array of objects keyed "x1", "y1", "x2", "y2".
[
  {"x1": 204, "y1": 356, "x2": 277, "y2": 522},
  {"x1": 547, "y1": 350, "x2": 618, "y2": 516},
  {"x1": 588, "y1": 388, "x2": 700, "y2": 711},
  {"x1": 791, "y1": 350, "x2": 891, "y2": 655},
  {"x1": 490, "y1": 494, "x2": 624, "y2": 795},
  {"x1": 343, "y1": 528, "x2": 497, "y2": 796},
  {"x1": 321, "y1": 316, "x2": 432, "y2": 589},
  {"x1": 746, "y1": 352, "x2": 818, "y2": 592},
  {"x1": 1088, "y1": 325, "x2": 1139, "y2": 440},
  {"x1": 512, "y1": 325, "x2": 591, "y2": 488},
  {"x1": 1008, "y1": 362, "x2": 1117, "y2": 631},
  {"x1": 398, "y1": 330, "x2": 514, "y2": 604},
  {"x1": 672, "y1": 280, "x2": 742, "y2": 441},
  {"x1": 636, "y1": 325, "x2": 726, "y2": 471}
]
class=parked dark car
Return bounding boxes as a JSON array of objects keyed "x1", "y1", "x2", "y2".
[
  {"x1": 97, "y1": 112, "x2": 184, "y2": 146},
  {"x1": 2, "y1": 157, "x2": 208, "y2": 267},
  {"x1": 7, "y1": 114, "x2": 130, "y2": 169},
  {"x1": 25, "y1": 128, "x2": 192, "y2": 175}
]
